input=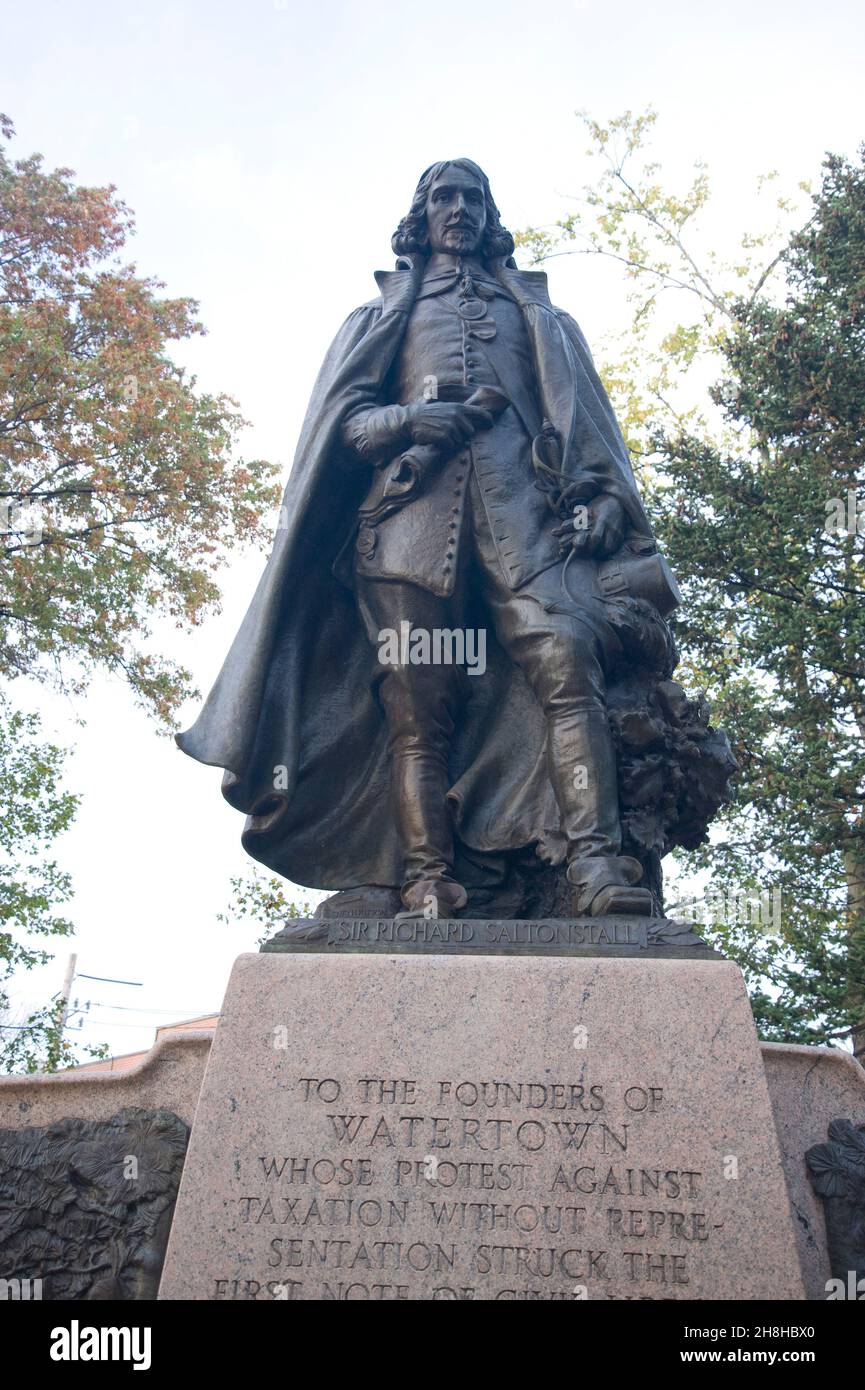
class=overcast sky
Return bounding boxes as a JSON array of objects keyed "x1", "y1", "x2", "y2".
[{"x1": 3, "y1": 0, "x2": 863, "y2": 1059}]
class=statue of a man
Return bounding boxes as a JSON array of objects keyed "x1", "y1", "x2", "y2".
[{"x1": 178, "y1": 158, "x2": 683, "y2": 920}]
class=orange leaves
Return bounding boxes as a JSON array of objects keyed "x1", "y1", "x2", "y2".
[{"x1": 0, "y1": 116, "x2": 280, "y2": 725}]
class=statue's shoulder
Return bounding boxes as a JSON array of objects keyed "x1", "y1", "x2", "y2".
[
  {"x1": 331, "y1": 300, "x2": 383, "y2": 340},
  {"x1": 550, "y1": 302, "x2": 591, "y2": 348}
]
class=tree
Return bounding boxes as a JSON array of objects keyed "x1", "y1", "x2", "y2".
[
  {"x1": 0, "y1": 697, "x2": 110, "y2": 1072},
  {"x1": 0, "y1": 992, "x2": 109, "y2": 1075},
  {"x1": 516, "y1": 113, "x2": 864, "y2": 1053},
  {"x1": 219, "y1": 869, "x2": 320, "y2": 948},
  {"x1": 0, "y1": 113, "x2": 280, "y2": 722},
  {"x1": 0, "y1": 114, "x2": 281, "y2": 1068},
  {"x1": 0, "y1": 693, "x2": 79, "y2": 1071}
]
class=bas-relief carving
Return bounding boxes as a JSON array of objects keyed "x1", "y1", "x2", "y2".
[
  {"x1": 806, "y1": 1118, "x2": 865, "y2": 1285},
  {"x1": 0, "y1": 1107, "x2": 189, "y2": 1300}
]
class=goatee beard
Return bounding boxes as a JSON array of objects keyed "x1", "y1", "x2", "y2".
[{"x1": 443, "y1": 229, "x2": 478, "y2": 250}]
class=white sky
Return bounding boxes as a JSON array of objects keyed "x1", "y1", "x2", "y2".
[{"x1": 3, "y1": 0, "x2": 863, "y2": 1060}]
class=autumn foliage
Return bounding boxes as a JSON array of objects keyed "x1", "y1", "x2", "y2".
[
  {"x1": 0, "y1": 112, "x2": 280, "y2": 724},
  {"x1": 1, "y1": 115, "x2": 282, "y2": 1070}
]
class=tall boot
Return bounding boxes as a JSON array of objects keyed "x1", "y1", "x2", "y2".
[
  {"x1": 378, "y1": 674, "x2": 468, "y2": 919},
  {"x1": 390, "y1": 738, "x2": 468, "y2": 919},
  {"x1": 547, "y1": 703, "x2": 653, "y2": 917}
]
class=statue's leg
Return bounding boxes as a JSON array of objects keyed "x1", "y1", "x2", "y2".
[
  {"x1": 469, "y1": 486, "x2": 652, "y2": 916},
  {"x1": 355, "y1": 576, "x2": 467, "y2": 919}
]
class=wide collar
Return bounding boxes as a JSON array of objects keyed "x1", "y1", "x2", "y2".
[
  {"x1": 493, "y1": 263, "x2": 554, "y2": 311},
  {"x1": 373, "y1": 256, "x2": 554, "y2": 316},
  {"x1": 373, "y1": 258, "x2": 424, "y2": 315}
]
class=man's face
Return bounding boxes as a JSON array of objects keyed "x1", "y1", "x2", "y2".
[{"x1": 425, "y1": 166, "x2": 487, "y2": 257}]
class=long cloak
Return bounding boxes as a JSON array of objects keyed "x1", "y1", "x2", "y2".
[{"x1": 176, "y1": 258, "x2": 654, "y2": 889}]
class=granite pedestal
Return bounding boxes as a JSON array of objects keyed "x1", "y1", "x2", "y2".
[{"x1": 159, "y1": 946, "x2": 806, "y2": 1300}]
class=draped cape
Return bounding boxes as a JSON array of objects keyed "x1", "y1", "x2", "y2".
[{"x1": 176, "y1": 258, "x2": 654, "y2": 888}]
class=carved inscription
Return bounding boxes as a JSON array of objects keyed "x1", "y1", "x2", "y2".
[
  {"x1": 326, "y1": 919, "x2": 648, "y2": 948},
  {"x1": 211, "y1": 1075, "x2": 722, "y2": 1299}
]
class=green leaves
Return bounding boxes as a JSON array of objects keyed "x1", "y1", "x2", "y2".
[
  {"x1": 219, "y1": 870, "x2": 319, "y2": 948},
  {"x1": 522, "y1": 113, "x2": 865, "y2": 1048},
  {"x1": 0, "y1": 692, "x2": 76, "y2": 1071},
  {"x1": 658, "y1": 157, "x2": 865, "y2": 1046}
]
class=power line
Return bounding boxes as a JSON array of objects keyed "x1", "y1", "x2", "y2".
[
  {"x1": 74, "y1": 1018, "x2": 188, "y2": 1031},
  {"x1": 76, "y1": 973, "x2": 143, "y2": 986},
  {"x1": 85, "y1": 1003, "x2": 214, "y2": 1015},
  {"x1": 77, "y1": 1013, "x2": 220, "y2": 1029}
]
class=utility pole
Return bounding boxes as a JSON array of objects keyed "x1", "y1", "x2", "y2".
[
  {"x1": 58, "y1": 953, "x2": 77, "y2": 1033},
  {"x1": 46, "y1": 952, "x2": 77, "y2": 1070},
  {"x1": 44, "y1": 961, "x2": 143, "y2": 1071}
]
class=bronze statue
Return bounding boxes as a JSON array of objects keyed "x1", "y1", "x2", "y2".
[{"x1": 178, "y1": 159, "x2": 733, "y2": 922}]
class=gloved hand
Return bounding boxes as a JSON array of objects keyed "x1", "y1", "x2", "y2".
[
  {"x1": 554, "y1": 493, "x2": 626, "y2": 559},
  {"x1": 403, "y1": 400, "x2": 494, "y2": 451},
  {"x1": 344, "y1": 399, "x2": 495, "y2": 464}
]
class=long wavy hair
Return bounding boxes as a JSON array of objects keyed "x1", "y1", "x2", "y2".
[{"x1": 391, "y1": 159, "x2": 515, "y2": 263}]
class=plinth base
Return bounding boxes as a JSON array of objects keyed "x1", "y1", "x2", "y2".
[
  {"x1": 159, "y1": 952, "x2": 805, "y2": 1300},
  {"x1": 262, "y1": 914, "x2": 719, "y2": 959}
]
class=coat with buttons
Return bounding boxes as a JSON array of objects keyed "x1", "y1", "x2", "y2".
[{"x1": 341, "y1": 257, "x2": 652, "y2": 596}]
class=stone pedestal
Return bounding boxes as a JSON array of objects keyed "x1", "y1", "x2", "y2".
[{"x1": 159, "y1": 952, "x2": 806, "y2": 1300}]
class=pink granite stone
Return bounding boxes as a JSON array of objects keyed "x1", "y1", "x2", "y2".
[
  {"x1": 159, "y1": 953, "x2": 806, "y2": 1301},
  {"x1": 0, "y1": 1027, "x2": 213, "y2": 1131},
  {"x1": 762, "y1": 1042, "x2": 865, "y2": 1299}
]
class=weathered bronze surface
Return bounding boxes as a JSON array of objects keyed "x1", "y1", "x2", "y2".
[
  {"x1": 0, "y1": 1108, "x2": 189, "y2": 1300},
  {"x1": 806, "y1": 1118, "x2": 865, "y2": 1286},
  {"x1": 177, "y1": 159, "x2": 734, "y2": 920}
]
